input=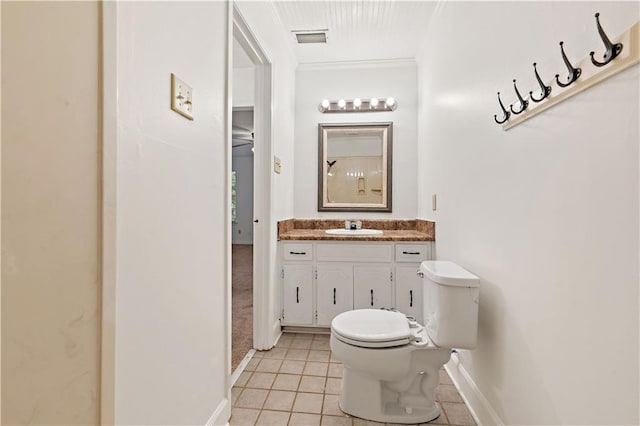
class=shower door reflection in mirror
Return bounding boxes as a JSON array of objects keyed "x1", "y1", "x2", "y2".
[{"x1": 318, "y1": 122, "x2": 392, "y2": 212}]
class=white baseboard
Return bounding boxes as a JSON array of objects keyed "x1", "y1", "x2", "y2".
[
  {"x1": 231, "y1": 349, "x2": 256, "y2": 387},
  {"x1": 444, "y1": 353, "x2": 503, "y2": 426},
  {"x1": 206, "y1": 397, "x2": 230, "y2": 426},
  {"x1": 270, "y1": 319, "x2": 281, "y2": 347}
]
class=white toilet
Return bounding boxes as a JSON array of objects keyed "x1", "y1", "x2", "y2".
[{"x1": 330, "y1": 261, "x2": 480, "y2": 424}]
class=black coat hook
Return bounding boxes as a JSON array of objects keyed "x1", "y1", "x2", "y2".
[
  {"x1": 555, "y1": 42, "x2": 582, "y2": 88},
  {"x1": 589, "y1": 13, "x2": 623, "y2": 67},
  {"x1": 529, "y1": 63, "x2": 552, "y2": 103},
  {"x1": 493, "y1": 92, "x2": 510, "y2": 124},
  {"x1": 509, "y1": 80, "x2": 528, "y2": 115}
]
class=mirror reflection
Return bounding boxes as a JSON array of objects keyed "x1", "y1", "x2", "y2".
[{"x1": 318, "y1": 122, "x2": 392, "y2": 212}]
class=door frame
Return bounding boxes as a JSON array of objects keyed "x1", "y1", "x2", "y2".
[{"x1": 229, "y1": 5, "x2": 273, "y2": 360}]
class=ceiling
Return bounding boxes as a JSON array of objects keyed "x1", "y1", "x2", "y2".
[{"x1": 272, "y1": 1, "x2": 438, "y2": 64}]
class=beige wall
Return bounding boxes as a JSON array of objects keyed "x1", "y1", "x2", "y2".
[{"x1": 1, "y1": 2, "x2": 100, "y2": 424}]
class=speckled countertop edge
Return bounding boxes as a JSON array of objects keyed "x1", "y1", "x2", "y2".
[{"x1": 278, "y1": 219, "x2": 435, "y2": 241}]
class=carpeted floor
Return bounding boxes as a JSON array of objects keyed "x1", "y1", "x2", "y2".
[{"x1": 232, "y1": 244, "x2": 254, "y2": 371}]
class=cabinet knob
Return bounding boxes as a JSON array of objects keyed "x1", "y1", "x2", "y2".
[
  {"x1": 333, "y1": 288, "x2": 336, "y2": 305},
  {"x1": 296, "y1": 286, "x2": 299, "y2": 303},
  {"x1": 410, "y1": 290, "x2": 413, "y2": 307},
  {"x1": 370, "y1": 289, "x2": 374, "y2": 306},
  {"x1": 417, "y1": 270, "x2": 424, "y2": 278}
]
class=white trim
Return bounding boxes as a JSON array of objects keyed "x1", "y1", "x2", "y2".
[
  {"x1": 0, "y1": 2, "x2": 3, "y2": 420},
  {"x1": 205, "y1": 398, "x2": 230, "y2": 426},
  {"x1": 270, "y1": 319, "x2": 282, "y2": 345},
  {"x1": 100, "y1": 2, "x2": 118, "y2": 424},
  {"x1": 230, "y1": 349, "x2": 256, "y2": 387},
  {"x1": 224, "y1": 1, "x2": 234, "y2": 425},
  {"x1": 444, "y1": 353, "x2": 504, "y2": 426},
  {"x1": 297, "y1": 58, "x2": 417, "y2": 71}
]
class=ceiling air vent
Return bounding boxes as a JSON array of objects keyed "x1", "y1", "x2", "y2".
[{"x1": 292, "y1": 30, "x2": 328, "y2": 44}]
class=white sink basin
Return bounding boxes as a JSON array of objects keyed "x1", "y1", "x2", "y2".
[{"x1": 325, "y1": 228, "x2": 383, "y2": 236}]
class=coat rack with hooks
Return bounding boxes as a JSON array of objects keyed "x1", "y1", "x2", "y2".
[{"x1": 494, "y1": 14, "x2": 639, "y2": 131}]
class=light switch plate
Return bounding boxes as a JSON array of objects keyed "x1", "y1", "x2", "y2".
[
  {"x1": 274, "y1": 156, "x2": 282, "y2": 174},
  {"x1": 171, "y1": 73, "x2": 193, "y2": 120}
]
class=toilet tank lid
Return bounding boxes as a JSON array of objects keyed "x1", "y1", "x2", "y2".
[{"x1": 420, "y1": 261, "x2": 480, "y2": 287}]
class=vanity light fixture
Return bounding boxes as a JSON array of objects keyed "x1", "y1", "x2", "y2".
[{"x1": 318, "y1": 97, "x2": 397, "y2": 113}]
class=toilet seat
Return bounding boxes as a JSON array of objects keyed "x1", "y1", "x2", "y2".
[{"x1": 331, "y1": 309, "x2": 412, "y2": 348}]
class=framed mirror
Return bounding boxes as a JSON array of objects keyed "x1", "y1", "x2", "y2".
[{"x1": 318, "y1": 122, "x2": 392, "y2": 212}]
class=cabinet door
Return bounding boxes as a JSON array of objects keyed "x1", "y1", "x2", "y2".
[
  {"x1": 282, "y1": 264, "x2": 313, "y2": 325},
  {"x1": 395, "y1": 265, "x2": 424, "y2": 321},
  {"x1": 316, "y1": 263, "x2": 354, "y2": 326},
  {"x1": 353, "y1": 265, "x2": 392, "y2": 309}
]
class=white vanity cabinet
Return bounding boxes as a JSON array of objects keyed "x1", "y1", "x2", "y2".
[
  {"x1": 280, "y1": 241, "x2": 431, "y2": 327},
  {"x1": 316, "y1": 264, "x2": 353, "y2": 326},
  {"x1": 353, "y1": 265, "x2": 393, "y2": 309},
  {"x1": 394, "y1": 265, "x2": 423, "y2": 320},
  {"x1": 282, "y1": 264, "x2": 314, "y2": 325},
  {"x1": 393, "y1": 244, "x2": 430, "y2": 321}
]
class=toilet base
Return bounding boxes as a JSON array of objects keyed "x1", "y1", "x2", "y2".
[{"x1": 339, "y1": 367, "x2": 441, "y2": 424}]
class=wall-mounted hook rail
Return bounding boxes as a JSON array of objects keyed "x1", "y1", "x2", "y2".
[
  {"x1": 555, "y1": 41, "x2": 582, "y2": 87},
  {"x1": 590, "y1": 12, "x2": 624, "y2": 67},
  {"x1": 509, "y1": 80, "x2": 529, "y2": 115},
  {"x1": 493, "y1": 92, "x2": 510, "y2": 124},
  {"x1": 502, "y1": 20, "x2": 639, "y2": 130},
  {"x1": 529, "y1": 62, "x2": 552, "y2": 103}
]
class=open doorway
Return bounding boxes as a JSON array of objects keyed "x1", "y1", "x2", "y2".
[
  {"x1": 231, "y1": 36, "x2": 255, "y2": 372},
  {"x1": 229, "y1": 7, "x2": 273, "y2": 382},
  {"x1": 231, "y1": 107, "x2": 254, "y2": 371}
]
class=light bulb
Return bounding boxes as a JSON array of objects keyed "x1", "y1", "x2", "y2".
[
  {"x1": 353, "y1": 98, "x2": 362, "y2": 108},
  {"x1": 319, "y1": 99, "x2": 330, "y2": 112},
  {"x1": 370, "y1": 98, "x2": 379, "y2": 108},
  {"x1": 338, "y1": 99, "x2": 346, "y2": 109},
  {"x1": 385, "y1": 97, "x2": 396, "y2": 108}
]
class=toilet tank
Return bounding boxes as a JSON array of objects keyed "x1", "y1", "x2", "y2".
[{"x1": 420, "y1": 261, "x2": 480, "y2": 349}]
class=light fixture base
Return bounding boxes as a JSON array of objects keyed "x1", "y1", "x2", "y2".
[{"x1": 318, "y1": 98, "x2": 397, "y2": 113}]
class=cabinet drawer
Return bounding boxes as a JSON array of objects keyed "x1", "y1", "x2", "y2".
[
  {"x1": 395, "y1": 244, "x2": 429, "y2": 262},
  {"x1": 283, "y1": 243, "x2": 313, "y2": 261},
  {"x1": 316, "y1": 243, "x2": 392, "y2": 262}
]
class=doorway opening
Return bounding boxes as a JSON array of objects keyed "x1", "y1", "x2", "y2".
[
  {"x1": 231, "y1": 106, "x2": 254, "y2": 371},
  {"x1": 229, "y1": 5, "x2": 273, "y2": 382}
]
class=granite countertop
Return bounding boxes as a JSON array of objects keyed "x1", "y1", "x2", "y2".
[{"x1": 278, "y1": 219, "x2": 435, "y2": 241}]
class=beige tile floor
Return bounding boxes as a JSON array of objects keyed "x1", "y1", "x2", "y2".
[{"x1": 231, "y1": 333, "x2": 476, "y2": 426}]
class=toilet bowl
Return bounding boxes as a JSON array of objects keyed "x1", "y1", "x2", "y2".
[
  {"x1": 330, "y1": 261, "x2": 480, "y2": 424},
  {"x1": 331, "y1": 309, "x2": 451, "y2": 423}
]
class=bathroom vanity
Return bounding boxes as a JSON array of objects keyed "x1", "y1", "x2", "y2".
[{"x1": 278, "y1": 219, "x2": 435, "y2": 329}]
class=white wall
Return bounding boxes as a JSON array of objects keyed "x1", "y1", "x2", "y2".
[
  {"x1": 233, "y1": 67, "x2": 255, "y2": 108},
  {"x1": 114, "y1": 2, "x2": 229, "y2": 424},
  {"x1": 294, "y1": 63, "x2": 418, "y2": 218},
  {"x1": 1, "y1": 2, "x2": 100, "y2": 424},
  {"x1": 417, "y1": 2, "x2": 639, "y2": 424},
  {"x1": 234, "y1": 2, "x2": 298, "y2": 345}
]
